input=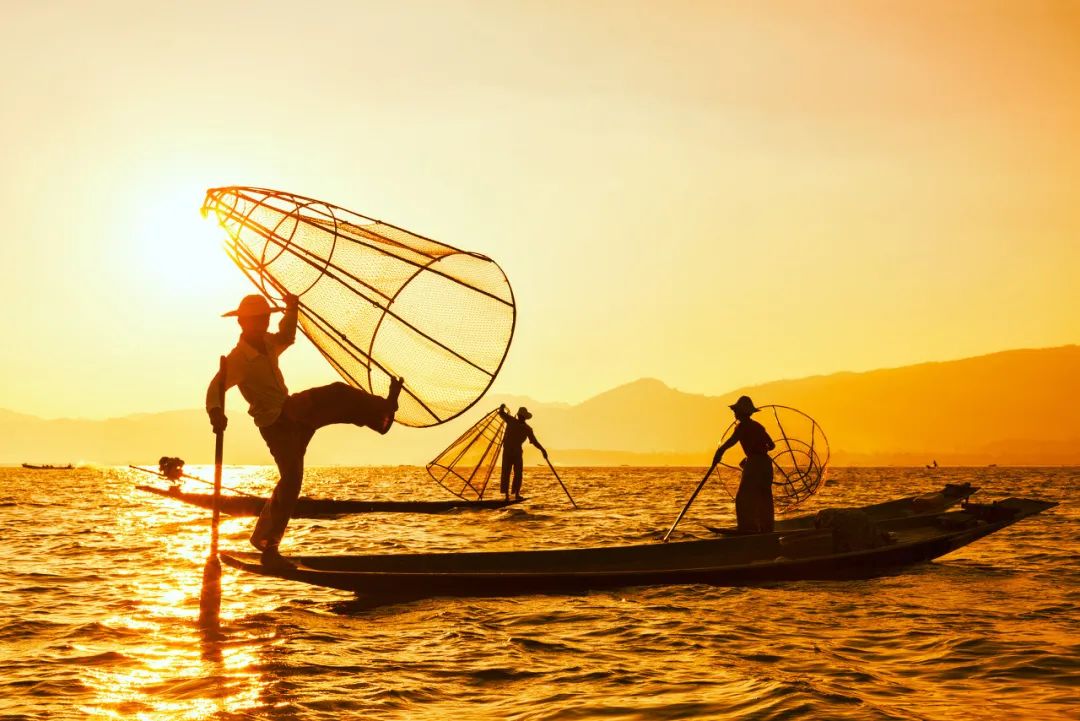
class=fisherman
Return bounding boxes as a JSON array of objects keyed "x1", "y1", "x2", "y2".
[
  {"x1": 712, "y1": 395, "x2": 776, "y2": 533},
  {"x1": 206, "y1": 293, "x2": 403, "y2": 569},
  {"x1": 158, "y1": 456, "x2": 184, "y2": 489},
  {"x1": 497, "y1": 403, "x2": 547, "y2": 501}
]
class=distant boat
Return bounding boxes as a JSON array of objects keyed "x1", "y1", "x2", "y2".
[
  {"x1": 925, "y1": 459, "x2": 939, "y2": 469},
  {"x1": 21, "y1": 463, "x2": 74, "y2": 470},
  {"x1": 135, "y1": 485, "x2": 524, "y2": 517}
]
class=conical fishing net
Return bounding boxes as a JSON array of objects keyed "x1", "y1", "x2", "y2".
[
  {"x1": 712, "y1": 404, "x2": 830, "y2": 513},
  {"x1": 202, "y1": 187, "x2": 516, "y2": 428},
  {"x1": 426, "y1": 408, "x2": 506, "y2": 500}
]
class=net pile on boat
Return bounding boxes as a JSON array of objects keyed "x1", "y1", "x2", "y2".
[
  {"x1": 426, "y1": 408, "x2": 507, "y2": 500},
  {"x1": 202, "y1": 187, "x2": 516, "y2": 427},
  {"x1": 713, "y1": 404, "x2": 830, "y2": 513}
]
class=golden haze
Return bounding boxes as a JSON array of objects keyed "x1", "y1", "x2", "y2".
[{"x1": 0, "y1": 2, "x2": 1076, "y2": 442}]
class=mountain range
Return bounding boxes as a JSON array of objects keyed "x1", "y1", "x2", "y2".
[{"x1": 2, "y1": 345, "x2": 1077, "y2": 467}]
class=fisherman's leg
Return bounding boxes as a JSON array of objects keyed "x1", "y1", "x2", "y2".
[
  {"x1": 511, "y1": 457, "x2": 524, "y2": 498},
  {"x1": 734, "y1": 476, "x2": 754, "y2": 533},
  {"x1": 250, "y1": 423, "x2": 311, "y2": 552},
  {"x1": 759, "y1": 468, "x2": 775, "y2": 533},
  {"x1": 500, "y1": 455, "x2": 513, "y2": 497},
  {"x1": 286, "y1": 381, "x2": 402, "y2": 435},
  {"x1": 250, "y1": 456, "x2": 303, "y2": 552}
]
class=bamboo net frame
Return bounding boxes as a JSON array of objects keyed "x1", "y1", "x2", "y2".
[
  {"x1": 426, "y1": 408, "x2": 507, "y2": 500},
  {"x1": 712, "y1": 404, "x2": 830, "y2": 513},
  {"x1": 201, "y1": 187, "x2": 516, "y2": 428}
]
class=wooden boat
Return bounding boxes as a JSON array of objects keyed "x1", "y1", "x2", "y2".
[
  {"x1": 22, "y1": 463, "x2": 74, "y2": 470},
  {"x1": 705, "y1": 482, "x2": 976, "y2": 535},
  {"x1": 219, "y1": 497, "x2": 1055, "y2": 596},
  {"x1": 135, "y1": 484, "x2": 523, "y2": 517}
]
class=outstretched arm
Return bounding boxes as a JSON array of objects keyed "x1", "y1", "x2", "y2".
[
  {"x1": 528, "y1": 430, "x2": 548, "y2": 458},
  {"x1": 498, "y1": 404, "x2": 513, "y2": 423},
  {"x1": 712, "y1": 426, "x2": 741, "y2": 466}
]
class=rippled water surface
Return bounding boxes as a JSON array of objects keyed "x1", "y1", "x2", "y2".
[{"x1": 0, "y1": 465, "x2": 1076, "y2": 720}]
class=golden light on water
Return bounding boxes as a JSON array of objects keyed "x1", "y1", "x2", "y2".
[
  {"x1": 0, "y1": 464, "x2": 1071, "y2": 718},
  {"x1": 79, "y1": 641, "x2": 267, "y2": 720},
  {"x1": 76, "y1": 468, "x2": 284, "y2": 719}
]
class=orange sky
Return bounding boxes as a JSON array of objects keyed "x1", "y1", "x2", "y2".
[{"x1": 1, "y1": 1, "x2": 1078, "y2": 419}]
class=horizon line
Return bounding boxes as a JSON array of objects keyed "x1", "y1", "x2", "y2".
[{"x1": 2, "y1": 341, "x2": 1076, "y2": 422}]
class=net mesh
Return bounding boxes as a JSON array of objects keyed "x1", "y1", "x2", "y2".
[
  {"x1": 712, "y1": 404, "x2": 830, "y2": 514},
  {"x1": 425, "y1": 408, "x2": 506, "y2": 500},
  {"x1": 202, "y1": 187, "x2": 516, "y2": 427}
]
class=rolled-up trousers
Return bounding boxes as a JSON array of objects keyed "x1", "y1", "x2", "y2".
[{"x1": 250, "y1": 382, "x2": 392, "y2": 551}]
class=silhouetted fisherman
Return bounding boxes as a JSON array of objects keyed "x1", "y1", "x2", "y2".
[
  {"x1": 497, "y1": 404, "x2": 547, "y2": 501},
  {"x1": 206, "y1": 293, "x2": 403, "y2": 569},
  {"x1": 713, "y1": 395, "x2": 776, "y2": 533},
  {"x1": 159, "y1": 456, "x2": 184, "y2": 489}
]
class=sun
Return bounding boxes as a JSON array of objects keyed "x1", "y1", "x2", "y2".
[{"x1": 129, "y1": 181, "x2": 246, "y2": 299}]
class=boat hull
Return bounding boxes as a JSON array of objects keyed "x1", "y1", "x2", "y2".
[
  {"x1": 220, "y1": 497, "x2": 1055, "y2": 597},
  {"x1": 135, "y1": 485, "x2": 524, "y2": 517}
]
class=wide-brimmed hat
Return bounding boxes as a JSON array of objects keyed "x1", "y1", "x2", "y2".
[
  {"x1": 222, "y1": 294, "x2": 284, "y2": 318},
  {"x1": 517, "y1": 407, "x2": 533, "y2": 420},
  {"x1": 728, "y1": 395, "x2": 759, "y2": 415}
]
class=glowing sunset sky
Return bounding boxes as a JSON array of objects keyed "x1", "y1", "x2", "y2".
[{"x1": 1, "y1": 1, "x2": 1077, "y2": 419}]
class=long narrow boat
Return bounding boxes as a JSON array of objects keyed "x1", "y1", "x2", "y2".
[
  {"x1": 220, "y1": 497, "x2": 1055, "y2": 596},
  {"x1": 705, "y1": 481, "x2": 977, "y2": 534},
  {"x1": 135, "y1": 484, "x2": 523, "y2": 517}
]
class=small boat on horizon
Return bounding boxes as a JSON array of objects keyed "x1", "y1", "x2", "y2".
[{"x1": 21, "y1": 463, "x2": 74, "y2": 470}]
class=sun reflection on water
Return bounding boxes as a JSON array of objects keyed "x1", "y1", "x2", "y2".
[
  {"x1": 3, "y1": 465, "x2": 1070, "y2": 720},
  {"x1": 76, "y1": 467, "x2": 284, "y2": 719}
]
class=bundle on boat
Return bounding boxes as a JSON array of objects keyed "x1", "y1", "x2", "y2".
[
  {"x1": 219, "y1": 492, "x2": 1056, "y2": 596},
  {"x1": 705, "y1": 482, "x2": 976, "y2": 535}
]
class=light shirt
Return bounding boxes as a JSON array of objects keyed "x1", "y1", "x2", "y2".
[{"x1": 206, "y1": 306, "x2": 297, "y2": 428}]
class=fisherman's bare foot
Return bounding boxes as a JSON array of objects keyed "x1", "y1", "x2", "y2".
[
  {"x1": 374, "y1": 376, "x2": 404, "y2": 434},
  {"x1": 261, "y1": 547, "x2": 296, "y2": 571}
]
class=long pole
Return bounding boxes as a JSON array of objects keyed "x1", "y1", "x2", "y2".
[
  {"x1": 198, "y1": 356, "x2": 227, "y2": 633},
  {"x1": 662, "y1": 463, "x2": 716, "y2": 543},
  {"x1": 545, "y1": 457, "x2": 578, "y2": 509}
]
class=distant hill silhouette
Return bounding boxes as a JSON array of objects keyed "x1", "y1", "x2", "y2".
[{"x1": 2, "y1": 345, "x2": 1077, "y2": 466}]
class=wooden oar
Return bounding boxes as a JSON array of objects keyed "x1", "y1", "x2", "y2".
[
  {"x1": 662, "y1": 463, "x2": 716, "y2": 543},
  {"x1": 544, "y1": 456, "x2": 578, "y2": 509},
  {"x1": 128, "y1": 464, "x2": 261, "y2": 499},
  {"x1": 198, "y1": 356, "x2": 226, "y2": 633}
]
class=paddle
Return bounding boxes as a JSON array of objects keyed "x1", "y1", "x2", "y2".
[
  {"x1": 662, "y1": 462, "x2": 717, "y2": 543},
  {"x1": 128, "y1": 464, "x2": 261, "y2": 499},
  {"x1": 198, "y1": 356, "x2": 226, "y2": 633},
  {"x1": 544, "y1": 455, "x2": 578, "y2": 509}
]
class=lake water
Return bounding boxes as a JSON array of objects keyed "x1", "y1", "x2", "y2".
[{"x1": 0, "y1": 465, "x2": 1075, "y2": 720}]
